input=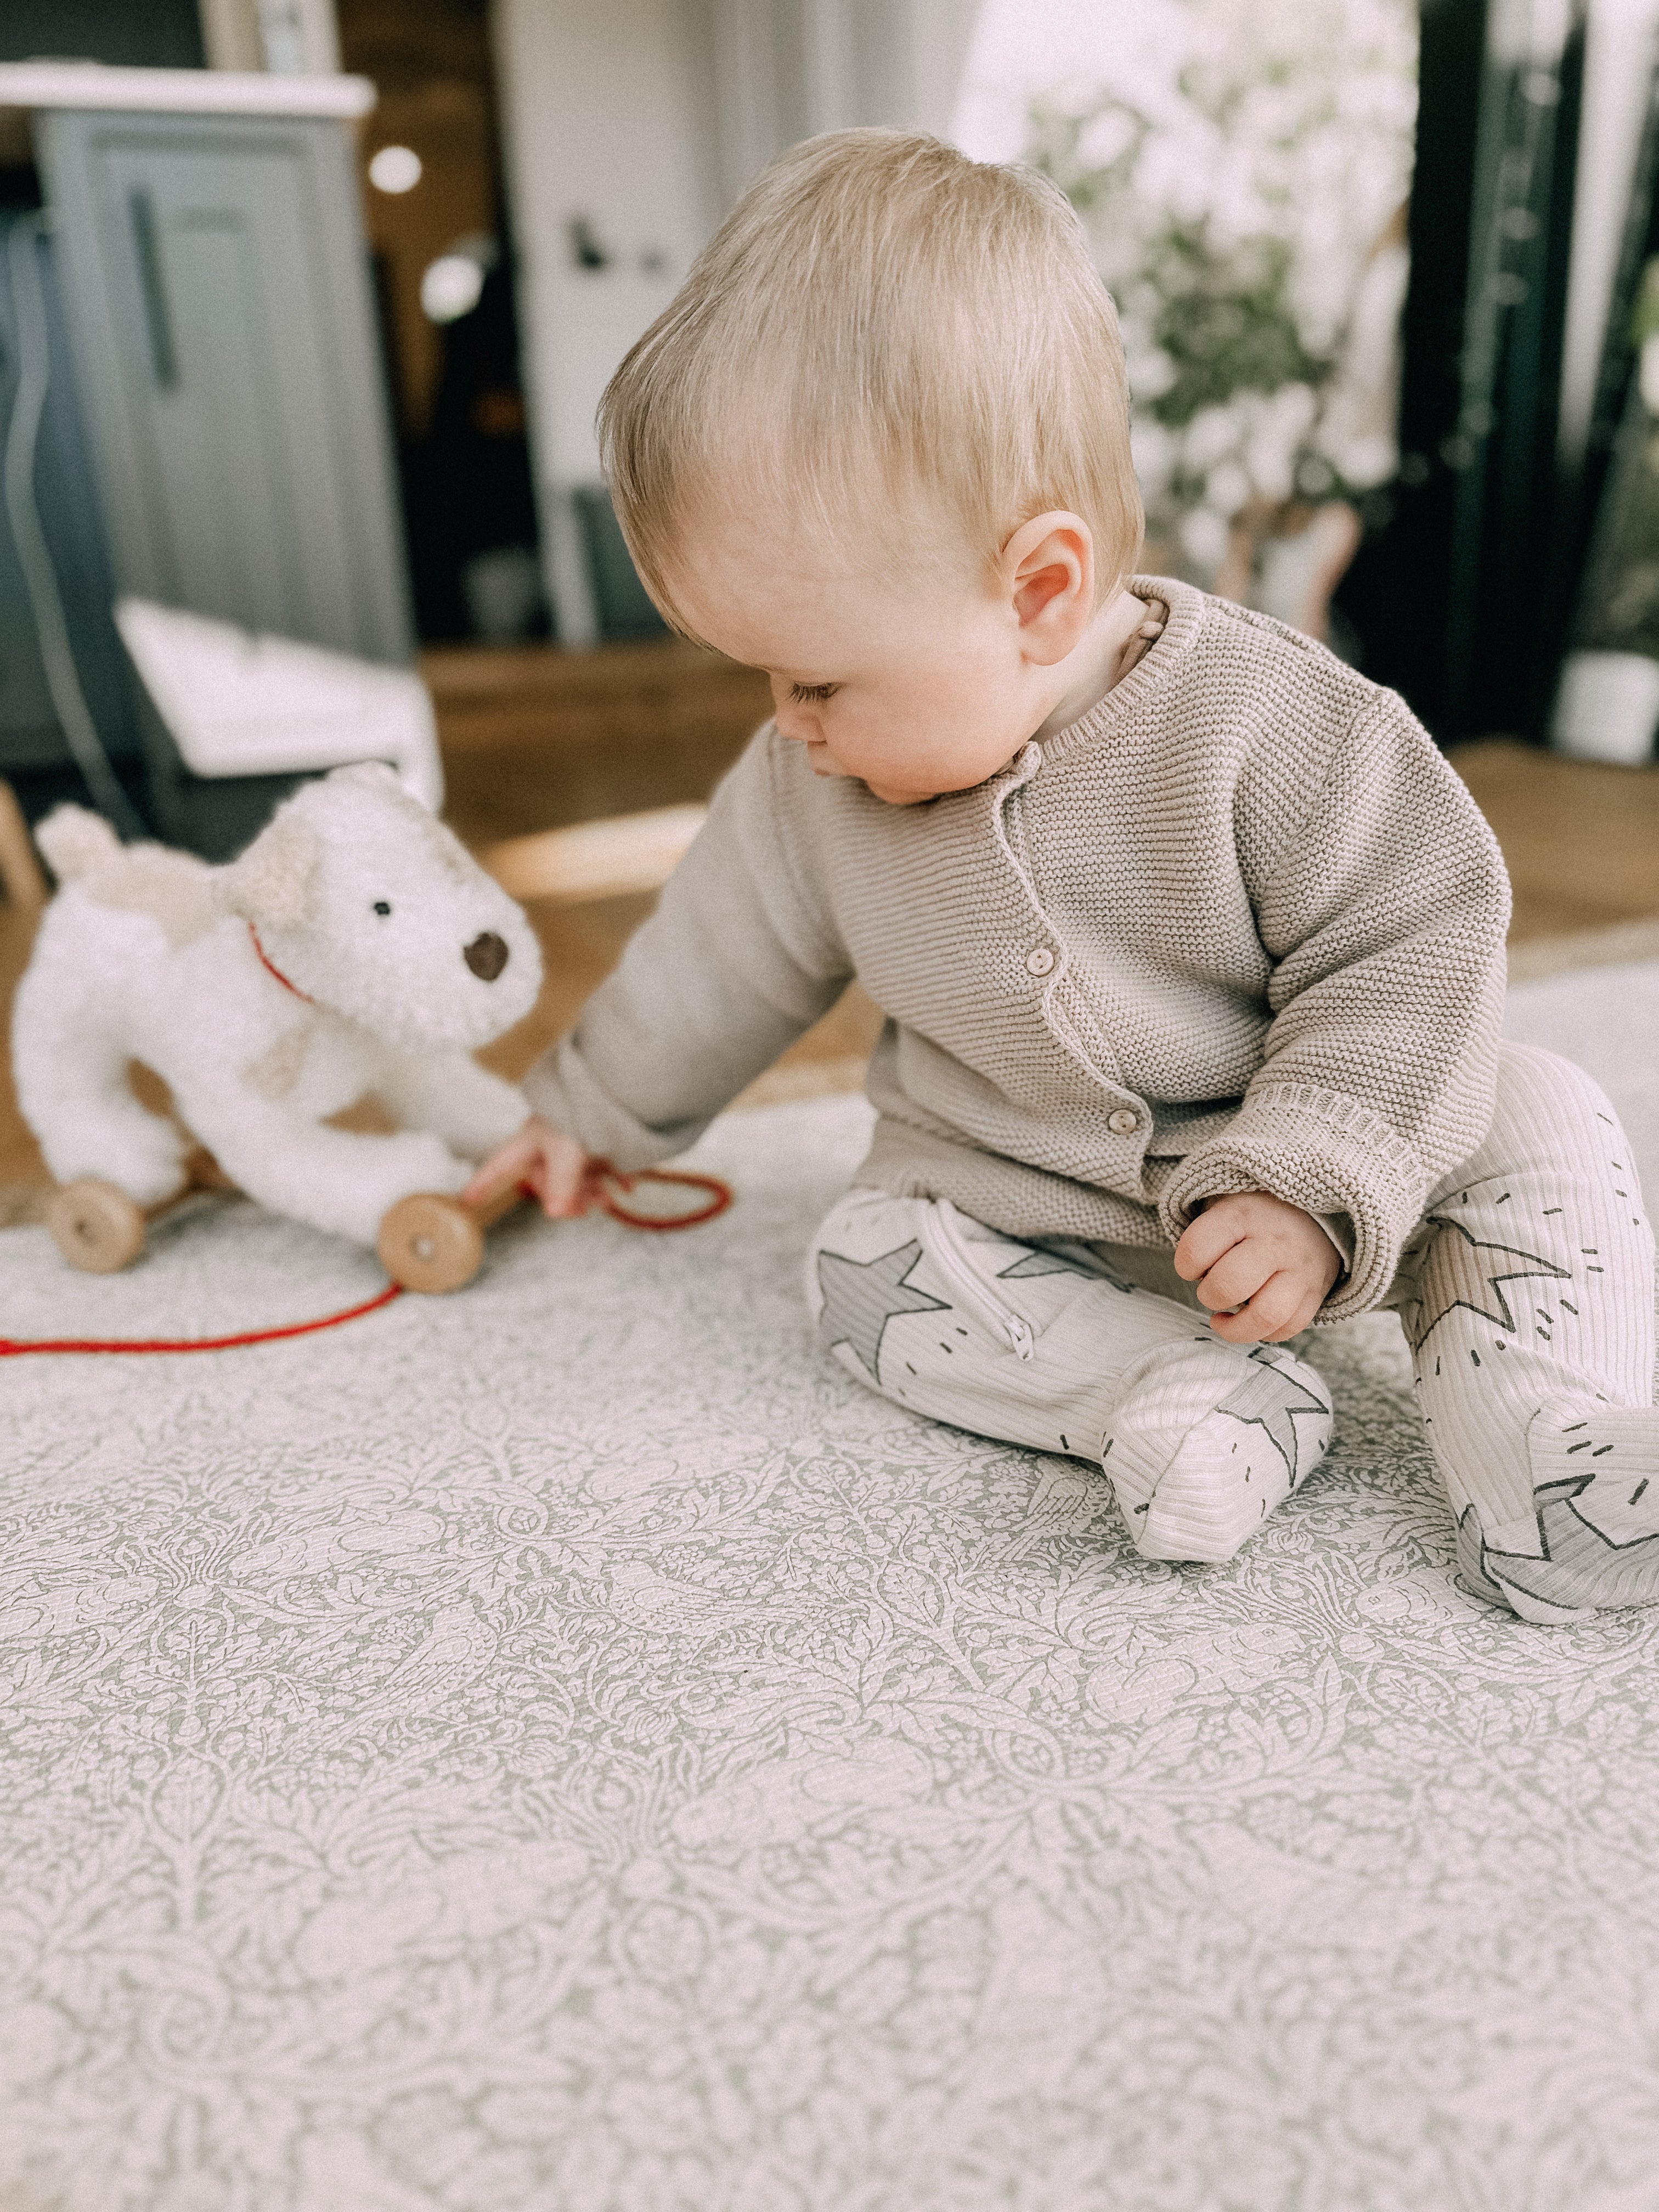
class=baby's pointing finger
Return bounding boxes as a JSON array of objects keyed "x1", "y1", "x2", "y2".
[
  {"x1": 538, "y1": 1153, "x2": 596, "y2": 1220},
  {"x1": 462, "y1": 1139, "x2": 536, "y2": 1209}
]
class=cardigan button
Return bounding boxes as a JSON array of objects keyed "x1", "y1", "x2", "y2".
[
  {"x1": 1107, "y1": 1108, "x2": 1141, "y2": 1135},
  {"x1": 1025, "y1": 945, "x2": 1055, "y2": 975}
]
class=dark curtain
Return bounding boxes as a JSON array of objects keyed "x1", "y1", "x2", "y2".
[{"x1": 1336, "y1": 0, "x2": 1594, "y2": 743}]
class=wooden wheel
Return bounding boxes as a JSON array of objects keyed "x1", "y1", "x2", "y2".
[
  {"x1": 377, "y1": 1192, "x2": 486, "y2": 1295},
  {"x1": 47, "y1": 1178, "x2": 148, "y2": 1274}
]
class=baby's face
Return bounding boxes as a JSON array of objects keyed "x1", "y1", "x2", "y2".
[{"x1": 667, "y1": 506, "x2": 1068, "y2": 805}]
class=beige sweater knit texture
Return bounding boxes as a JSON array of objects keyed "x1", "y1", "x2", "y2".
[{"x1": 523, "y1": 577, "x2": 1511, "y2": 1322}]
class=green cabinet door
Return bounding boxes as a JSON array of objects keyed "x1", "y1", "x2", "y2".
[{"x1": 37, "y1": 106, "x2": 412, "y2": 666}]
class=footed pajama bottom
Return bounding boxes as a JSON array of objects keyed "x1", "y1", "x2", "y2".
[{"x1": 805, "y1": 1045, "x2": 1657, "y2": 1624}]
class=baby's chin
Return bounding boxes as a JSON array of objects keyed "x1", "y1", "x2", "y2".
[
  {"x1": 862, "y1": 781, "x2": 936, "y2": 805},
  {"x1": 803, "y1": 741, "x2": 935, "y2": 805}
]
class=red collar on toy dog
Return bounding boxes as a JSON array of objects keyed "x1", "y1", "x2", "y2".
[{"x1": 248, "y1": 922, "x2": 314, "y2": 1003}]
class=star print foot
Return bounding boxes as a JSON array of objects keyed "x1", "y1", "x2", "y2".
[
  {"x1": 1453, "y1": 1506, "x2": 1521, "y2": 1612},
  {"x1": 814, "y1": 1238, "x2": 950, "y2": 1384},
  {"x1": 1464, "y1": 1396, "x2": 1659, "y2": 1622},
  {"x1": 1103, "y1": 1340, "x2": 1334, "y2": 1563}
]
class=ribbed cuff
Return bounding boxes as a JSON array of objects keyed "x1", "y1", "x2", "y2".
[
  {"x1": 521, "y1": 1036, "x2": 712, "y2": 1172},
  {"x1": 1157, "y1": 1081, "x2": 1426, "y2": 1320}
]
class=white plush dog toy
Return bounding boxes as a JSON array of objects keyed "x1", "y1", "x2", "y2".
[{"x1": 13, "y1": 765, "x2": 541, "y2": 1247}]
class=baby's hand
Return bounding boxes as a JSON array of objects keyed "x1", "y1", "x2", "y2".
[
  {"x1": 462, "y1": 1114, "x2": 601, "y2": 1220},
  {"x1": 1173, "y1": 1190, "x2": 1341, "y2": 1344}
]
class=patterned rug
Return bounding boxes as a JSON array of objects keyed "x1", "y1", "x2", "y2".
[{"x1": 2, "y1": 962, "x2": 1657, "y2": 2212}]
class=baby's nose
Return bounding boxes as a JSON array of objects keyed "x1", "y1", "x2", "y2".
[{"x1": 464, "y1": 930, "x2": 509, "y2": 981}]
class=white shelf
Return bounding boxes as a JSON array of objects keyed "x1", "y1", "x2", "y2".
[{"x1": 0, "y1": 63, "x2": 374, "y2": 120}]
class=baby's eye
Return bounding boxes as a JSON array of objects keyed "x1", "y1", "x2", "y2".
[
  {"x1": 790, "y1": 681, "x2": 838, "y2": 706},
  {"x1": 373, "y1": 900, "x2": 392, "y2": 917}
]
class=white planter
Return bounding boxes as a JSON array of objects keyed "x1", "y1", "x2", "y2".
[{"x1": 1551, "y1": 650, "x2": 1659, "y2": 765}]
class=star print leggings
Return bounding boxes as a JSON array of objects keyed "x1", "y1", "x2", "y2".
[{"x1": 805, "y1": 1045, "x2": 1657, "y2": 1625}]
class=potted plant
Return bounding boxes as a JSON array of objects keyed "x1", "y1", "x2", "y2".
[{"x1": 1028, "y1": 0, "x2": 1417, "y2": 650}]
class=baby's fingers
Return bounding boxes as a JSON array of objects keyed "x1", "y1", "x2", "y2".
[
  {"x1": 526, "y1": 1144, "x2": 598, "y2": 1220},
  {"x1": 1206, "y1": 1272, "x2": 1314, "y2": 1345},
  {"x1": 1206, "y1": 1280, "x2": 1286, "y2": 1343},
  {"x1": 1193, "y1": 1243, "x2": 1273, "y2": 1314},
  {"x1": 1174, "y1": 1210, "x2": 1237, "y2": 1282},
  {"x1": 464, "y1": 1119, "x2": 592, "y2": 1219},
  {"x1": 462, "y1": 1132, "x2": 540, "y2": 1210}
]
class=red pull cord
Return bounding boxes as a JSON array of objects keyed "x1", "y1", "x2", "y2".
[
  {"x1": 2, "y1": 1164, "x2": 734, "y2": 1357},
  {"x1": 588, "y1": 1160, "x2": 732, "y2": 1232}
]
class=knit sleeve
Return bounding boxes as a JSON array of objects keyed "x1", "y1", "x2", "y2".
[
  {"x1": 1155, "y1": 691, "x2": 1511, "y2": 1319},
  {"x1": 521, "y1": 726, "x2": 852, "y2": 1169}
]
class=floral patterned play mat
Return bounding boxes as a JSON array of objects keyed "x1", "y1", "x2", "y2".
[{"x1": 2, "y1": 958, "x2": 1657, "y2": 2211}]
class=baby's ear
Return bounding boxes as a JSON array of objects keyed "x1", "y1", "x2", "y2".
[{"x1": 219, "y1": 807, "x2": 320, "y2": 930}]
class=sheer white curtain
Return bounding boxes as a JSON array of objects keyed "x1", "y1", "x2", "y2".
[
  {"x1": 710, "y1": 0, "x2": 981, "y2": 205},
  {"x1": 494, "y1": 0, "x2": 981, "y2": 641}
]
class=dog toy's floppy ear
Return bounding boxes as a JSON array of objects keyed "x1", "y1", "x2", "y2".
[
  {"x1": 219, "y1": 806, "x2": 320, "y2": 930},
  {"x1": 35, "y1": 804, "x2": 121, "y2": 884}
]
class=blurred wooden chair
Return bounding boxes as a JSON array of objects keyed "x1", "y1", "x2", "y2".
[{"x1": 0, "y1": 779, "x2": 47, "y2": 914}]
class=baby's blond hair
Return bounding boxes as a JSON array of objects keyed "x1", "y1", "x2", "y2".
[{"x1": 599, "y1": 128, "x2": 1143, "y2": 627}]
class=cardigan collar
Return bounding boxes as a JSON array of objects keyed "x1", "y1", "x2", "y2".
[{"x1": 1031, "y1": 573, "x2": 1205, "y2": 766}]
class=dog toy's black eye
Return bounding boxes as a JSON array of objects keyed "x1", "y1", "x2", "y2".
[{"x1": 373, "y1": 900, "x2": 392, "y2": 917}]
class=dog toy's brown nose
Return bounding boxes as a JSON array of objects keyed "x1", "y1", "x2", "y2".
[{"x1": 464, "y1": 930, "x2": 509, "y2": 981}]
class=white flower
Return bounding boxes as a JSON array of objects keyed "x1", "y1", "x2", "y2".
[
  {"x1": 1180, "y1": 506, "x2": 1232, "y2": 568},
  {"x1": 1245, "y1": 383, "x2": 1319, "y2": 504},
  {"x1": 1183, "y1": 405, "x2": 1246, "y2": 473},
  {"x1": 1325, "y1": 432, "x2": 1398, "y2": 489},
  {"x1": 1130, "y1": 420, "x2": 1176, "y2": 498},
  {"x1": 1205, "y1": 461, "x2": 1252, "y2": 517},
  {"x1": 1128, "y1": 347, "x2": 1178, "y2": 401},
  {"x1": 1077, "y1": 105, "x2": 1138, "y2": 169}
]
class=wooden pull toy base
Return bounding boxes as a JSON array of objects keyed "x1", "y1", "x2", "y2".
[
  {"x1": 46, "y1": 1178, "x2": 151, "y2": 1274},
  {"x1": 46, "y1": 1169, "x2": 523, "y2": 1295},
  {"x1": 46, "y1": 1149, "x2": 234, "y2": 1275}
]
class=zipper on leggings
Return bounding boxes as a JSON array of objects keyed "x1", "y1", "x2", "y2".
[{"x1": 930, "y1": 1199, "x2": 1036, "y2": 1361}]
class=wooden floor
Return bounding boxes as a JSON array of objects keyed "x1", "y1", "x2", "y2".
[
  {"x1": 3, "y1": 638, "x2": 1658, "y2": 1197},
  {"x1": 1449, "y1": 737, "x2": 1659, "y2": 942},
  {"x1": 423, "y1": 639, "x2": 883, "y2": 1099}
]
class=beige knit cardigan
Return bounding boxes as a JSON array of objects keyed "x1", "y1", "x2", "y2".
[{"x1": 523, "y1": 577, "x2": 1511, "y2": 1321}]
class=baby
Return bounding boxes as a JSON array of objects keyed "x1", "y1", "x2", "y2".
[{"x1": 470, "y1": 129, "x2": 1657, "y2": 1624}]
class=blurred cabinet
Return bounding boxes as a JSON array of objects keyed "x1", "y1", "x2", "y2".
[
  {"x1": 37, "y1": 100, "x2": 411, "y2": 663},
  {"x1": 0, "y1": 212, "x2": 146, "y2": 778}
]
